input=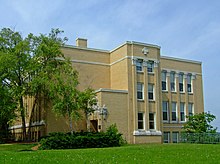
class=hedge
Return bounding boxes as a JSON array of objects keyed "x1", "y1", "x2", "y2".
[{"x1": 39, "y1": 124, "x2": 125, "y2": 150}]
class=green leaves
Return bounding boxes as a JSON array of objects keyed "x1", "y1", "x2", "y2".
[{"x1": 183, "y1": 112, "x2": 217, "y2": 133}]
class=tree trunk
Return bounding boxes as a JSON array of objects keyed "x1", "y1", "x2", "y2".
[
  {"x1": 20, "y1": 96, "x2": 26, "y2": 141},
  {"x1": 68, "y1": 108, "x2": 73, "y2": 135},
  {"x1": 86, "y1": 113, "x2": 90, "y2": 132}
]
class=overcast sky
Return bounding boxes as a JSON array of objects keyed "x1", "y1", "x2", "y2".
[{"x1": 1, "y1": 0, "x2": 220, "y2": 130}]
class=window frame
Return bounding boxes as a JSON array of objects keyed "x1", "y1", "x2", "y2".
[
  {"x1": 138, "y1": 112, "x2": 144, "y2": 130},
  {"x1": 162, "y1": 101, "x2": 169, "y2": 122},
  {"x1": 187, "y1": 74, "x2": 192, "y2": 93},
  {"x1": 137, "y1": 82, "x2": 144, "y2": 100},
  {"x1": 148, "y1": 84, "x2": 154, "y2": 100},
  {"x1": 179, "y1": 73, "x2": 184, "y2": 92},
  {"x1": 170, "y1": 72, "x2": 176, "y2": 92},
  {"x1": 180, "y1": 102, "x2": 185, "y2": 122},
  {"x1": 147, "y1": 61, "x2": 154, "y2": 73},
  {"x1": 163, "y1": 132, "x2": 170, "y2": 143},
  {"x1": 172, "y1": 132, "x2": 179, "y2": 143},
  {"x1": 149, "y1": 113, "x2": 155, "y2": 130},
  {"x1": 171, "y1": 102, "x2": 177, "y2": 122},
  {"x1": 162, "y1": 71, "x2": 167, "y2": 91},
  {"x1": 188, "y1": 103, "x2": 194, "y2": 116},
  {"x1": 136, "y1": 59, "x2": 143, "y2": 72}
]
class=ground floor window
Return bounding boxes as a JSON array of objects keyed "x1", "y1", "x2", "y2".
[
  {"x1": 163, "y1": 132, "x2": 170, "y2": 143},
  {"x1": 172, "y1": 132, "x2": 179, "y2": 143}
]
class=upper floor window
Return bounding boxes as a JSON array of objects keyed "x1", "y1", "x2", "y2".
[
  {"x1": 136, "y1": 59, "x2": 143, "y2": 72},
  {"x1": 170, "y1": 72, "x2": 176, "y2": 92},
  {"x1": 179, "y1": 73, "x2": 184, "y2": 92},
  {"x1": 149, "y1": 113, "x2": 155, "y2": 130},
  {"x1": 148, "y1": 84, "x2": 154, "y2": 100},
  {"x1": 147, "y1": 61, "x2": 154, "y2": 73},
  {"x1": 180, "y1": 102, "x2": 185, "y2": 122},
  {"x1": 138, "y1": 112, "x2": 144, "y2": 129},
  {"x1": 137, "y1": 83, "x2": 144, "y2": 100},
  {"x1": 188, "y1": 103, "x2": 194, "y2": 116},
  {"x1": 171, "y1": 102, "x2": 177, "y2": 122},
  {"x1": 162, "y1": 72, "x2": 167, "y2": 91},
  {"x1": 162, "y1": 101, "x2": 169, "y2": 121},
  {"x1": 187, "y1": 74, "x2": 192, "y2": 93}
]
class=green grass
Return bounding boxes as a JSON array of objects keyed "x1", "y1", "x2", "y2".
[{"x1": 0, "y1": 143, "x2": 220, "y2": 163}]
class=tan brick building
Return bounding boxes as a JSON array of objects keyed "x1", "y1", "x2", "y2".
[{"x1": 10, "y1": 38, "x2": 204, "y2": 144}]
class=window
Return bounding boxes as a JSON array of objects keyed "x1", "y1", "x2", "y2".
[
  {"x1": 180, "y1": 102, "x2": 185, "y2": 122},
  {"x1": 179, "y1": 73, "x2": 184, "y2": 92},
  {"x1": 162, "y1": 72, "x2": 167, "y2": 91},
  {"x1": 170, "y1": 72, "x2": 176, "y2": 92},
  {"x1": 162, "y1": 101, "x2": 169, "y2": 121},
  {"x1": 136, "y1": 59, "x2": 143, "y2": 72},
  {"x1": 149, "y1": 113, "x2": 155, "y2": 129},
  {"x1": 187, "y1": 74, "x2": 192, "y2": 93},
  {"x1": 172, "y1": 102, "x2": 177, "y2": 122},
  {"x1": 188, "y1": 103, "x2": 194, "y2": 116},
  {"x1": 172, "y1": 132, "x2": 179, "y2": 143},
  {"x1": 137, "y1": 83, "x2": 144, "y2": 100},
  {"x1": 163, "y1": 132, "x2": 170, "y2": 143},
  {"x1": 148, "y1": 84, "x2": 154, "y2": 100},
  {"x1": 147, "y1": 61, "x2": 154, "y2": 72},
  {"x1": 138, "y1": 112, "x2": 144, "y2": 129}
]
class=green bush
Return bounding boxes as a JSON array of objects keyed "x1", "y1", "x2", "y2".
[{"x1": 39, "y1": 124, "x2": 125, "y2": 150}]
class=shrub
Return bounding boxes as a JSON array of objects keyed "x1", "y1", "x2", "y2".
[{"x1": 39, "y1": 124, "x2": 126, "y2": 150}]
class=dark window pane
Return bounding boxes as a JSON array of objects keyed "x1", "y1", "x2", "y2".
[
  {"x1": 187, "y1": 84, "x2": 192, "y2": 92},
  {"x1": 172, "y1": 112, "x2": 176, "y2": 121},
  {"x1": 162, "y1": 82, "x2": 166, "y2": 90},
  {"x1": 179, "y1": 83, "x2": 183, "y2": 92},
  {"x1": 137, "y1": 92, "x2": 143, "y2": 99},
  {"x1": 171, "y1": 82, "x2": 175, "y2": 91},
  {"x1": 138, "y1": 122, "x2": 143, "y2": 129},
  {"x1": 163, "y1": 112, "x2": 168, "y2": 121},
  {"x1": 148, "y1": 93, "x2": 153, "y2": 100}
]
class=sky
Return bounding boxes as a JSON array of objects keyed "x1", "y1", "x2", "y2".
[{"x1": 1, "y1": 0, "x2": 220, "y2": 130}]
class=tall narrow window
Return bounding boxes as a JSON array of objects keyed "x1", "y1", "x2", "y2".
[
  {"x1": 136, "y1": 59, "x2": 143, "y2": 72},
  {"x1": 187, "y1": 74, "x2": 192, "y2": 93},
  {"x1": 170, "y1": 72, "x2": 176, "y2": 92},
  {"x1": 148, "y1": 84, "x2": 154, "y2": 100},
  {"x1": 188, "y1": 103, "x2": 194, "y2": 116},
  {"x1": 137, "y1": 83, "x2": 143, "y2": 100},
  {"x1": 162, "y1": 101, "x2": 169, "y2": 121},
  {"x1": 172, "y1": 102, "x2": 177, "y2": 122},
  {"x1": 138, "y1": 112, "x2": 144, "y2": 129},
  {"x1": 147, "y1": 61, "x2": 154, "y2": 72},
  {"x1": 180, "y1": 102, "x2": 185, "y2": 122},
  {"x1": 172, "y1": 132, "x2": 179, "y2": 143},
  {"x1": 149, "y1": 113, "x2": 155, "y2": 129},
  {"x1": 162, "y1": 72, "x2": 167, "y2": 91},
  {"x1": 179, "y1": 73, "x2": 184, "y2": 92},
  {"x1": 163, "y1": 132, "x2": 170, "y2": 143}
]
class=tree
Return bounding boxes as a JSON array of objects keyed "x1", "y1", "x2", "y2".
[
  {"x1": 0, "y1": 28, "x2": 32, "y2": 140},
  {"x1": 183, "y1": 112, "x2": 217, "y2": 133},
  {"x1": 78, "y1": 88, "x2": 97, "y2": 131}
]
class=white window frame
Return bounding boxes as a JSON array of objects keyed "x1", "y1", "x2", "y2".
[
  {"x1": 180, "y1": 102, "x2": 186, "y2": 122},
  {"x1": 171, "y1": 102, "x2": 177, "y2": 122},
  {"x1": 162, "y1": 71, "x2": 167, "y2": 91},
  {"x1": 138, "y1": 112, "x2": 145, "y2": 130},
  {"x1": 163, "y1": 132, "x2": 170, "y2": 143},
  {"x1": 162, "y1": 101, "x2": 169, "y2": 122},
  {"x1": 187, "y1": 74, "x2": 192, "y2": 93},
  {"x1": 149, "y1": 113, "x2": 155, "y2": 130},
  {"x1": 137, "y1": 83, "x2": 144, "y2": 100},
  {"x1": 136, "y1": 59, "x2": 143, "y2": 72},
  {"x1": 148, "y1": 84, "x2": 154, "y2": 100},
  {"x1": 188, "y1": 103, "x2": 194, "y2": 116},
  {"x1": 170, "y1": 72, "x2": 176, "y2": 92},
  {"x1": 172, "y1": 132, "x2": 179, "y2": 143},
  {"x1": 179, "y1": 73, "x2": 184, "y2": 92},
  {"x1": 147, "y1": 61, "x2": 154, "y2": 73}
]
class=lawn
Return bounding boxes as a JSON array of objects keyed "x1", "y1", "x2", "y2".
[{"x1": 0, "y1": 143, "x2": 220, "y2": 163}]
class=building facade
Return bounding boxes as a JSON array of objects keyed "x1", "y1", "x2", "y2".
[{"x1": 10, "y1": 38, "x2": 204, "y2": 144}]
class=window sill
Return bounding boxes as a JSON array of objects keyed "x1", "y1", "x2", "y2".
[
  {"x1": 162, "y1": 90, "x2": 168, "y2": 93},
  {"x1": 148, "y1": 100, "x2": 155, "y2": 102},
  {"x1": 137, "y1": 71, "x2": 144, "y2": 74},
  {"x1": 137, "y1": 99, "x2": 144, "y2": 102},
  {"x1": 148, "y1": 72, "x2": 154, "y2": 75},
  {"x1": 133, "y1": 130, "x2": 162, "y2": 136},
  {"x1": 171, "y1": 91, "x2": 177, "y2": 94},
  {"x1": 188, "y1": 92, "x2": 193, "y2": 95}
]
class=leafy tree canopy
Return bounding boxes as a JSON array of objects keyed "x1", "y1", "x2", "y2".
[{"x1": 183, "y1": 112, "x2": 217, "y2": 133}]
